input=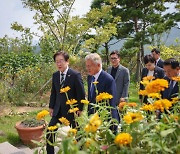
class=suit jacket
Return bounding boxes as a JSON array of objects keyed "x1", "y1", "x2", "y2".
[
  {"x1": 107, "y1": 65, "x2": 130, "y2": 104},
  {"x1": 162, "y1": 76, "x2": 179, "y2": 100},
  {"x1": 140, "y1": 66, "x2": 165, "y2": 102},
  {"x1": 49, "y1": 68, "x2": 85, "y2": 126},
  {"x1": 87, "y1": 70, "x2": 120, "y2": 122},
  {"x1": 156, "y1": 58, "x2": 164, "y2": 68}
]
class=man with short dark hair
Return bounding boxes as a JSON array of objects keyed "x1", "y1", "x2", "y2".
[
  {"x1": 47, "y1": 51, "x2": 85, "y2": 154},
  {"x1": 162, "y1": 58, "x2": 179, "y2": 100},
  {"x1": 107, "y1": 50, "x2": 130, "y2": 105},
  {"x1": 151, "y1": 48, "x2": 164, "y2": 68}
]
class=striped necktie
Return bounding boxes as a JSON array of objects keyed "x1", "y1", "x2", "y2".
[{"x1": 60, "y1": 73, "x2": 65, "y2": 88}]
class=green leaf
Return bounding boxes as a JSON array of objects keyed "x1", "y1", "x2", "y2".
[{"x1": 160, "y1": 128, "x2": 176, "y2": 137}]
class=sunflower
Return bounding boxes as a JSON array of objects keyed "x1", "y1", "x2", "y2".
[
  {"x1": 60, "y1": 86, "x2": 70, "y2": 93},
  {"x1": 66, "y1": 99, "x2": 77, "y2": 105},
  {"x1": 114, "y1": 133, "x2": 132, "y2": 146},
  {"x1": 36, "y1": 110, "x2": 49, "y2": 120},
  {"x1": 84, "y1": 113, "x2": 102, "y2": 133},
  {"x1": 123, "y1": 112, "x2": 143, "y2": 124},
  {"x1": 96, "y1": 92, "x2": 113, "y2": 102},
  {"x1": 59, "y1": 117, "x2": 70, "y2": 126},
  {"x1": 81, "y1": 99, "x2": 89, "y2": 104},
  {"x1": 68, "y1": 107, "x2": 79, "y2": 113},
  {"x1": 48, "y1": 125, "x2": 58, "y2": 131}
]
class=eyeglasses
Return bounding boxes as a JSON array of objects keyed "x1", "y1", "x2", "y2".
[
  {"x1": 110, "y1": 57, "x2": 118, "y2": 60},
  {"x1": 55, "y1": 59, "x2": 65, "y2": 63}
]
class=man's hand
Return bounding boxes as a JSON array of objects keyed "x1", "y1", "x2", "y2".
[
  {"x1": 120, "y1": 98, "x2": 125, "y2": 102},
  {"x1": 49, "y1": 108, "x2": 53, "y2": 117},
  {"x1": 76, "y1": 110, "x2": 82, "y2": 116}
]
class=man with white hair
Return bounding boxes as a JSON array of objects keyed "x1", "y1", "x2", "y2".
[{"x1": 85, "y1": 53, "x2": 120, "y2": 123}]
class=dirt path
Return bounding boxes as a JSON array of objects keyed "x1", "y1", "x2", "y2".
[{"x1": 0, "y1": 105, "x2": 45, "y2": 116}]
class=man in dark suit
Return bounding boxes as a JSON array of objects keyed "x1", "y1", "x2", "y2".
[
  {"x1": 47, "y1": 51, "x2": 85, "y2": 154},
  {"x1": 151, "y1": 48, "x2": 164, "y2": 68},
  {"x1": 107, "y1": 50, "x2": 130, "y2": 105},
  {"x1": 85, "y1": 53, "x2": 120, "y2": 123},
  {"x1": 140, "y1": 55, "x2": 165, "y2": 103},
  {"x1": 162, "y1": 58, "x2": 179, "y2": 100}
]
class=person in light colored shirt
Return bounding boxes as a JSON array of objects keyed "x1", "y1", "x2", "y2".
[{"x1": 139, "y1": 54, "x2": 164, "y2": 103}]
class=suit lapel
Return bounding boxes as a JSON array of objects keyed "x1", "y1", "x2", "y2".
[
  {"x1": 63, "y1": 68, "x2": 71, "y2": 87},
  {"x1": 55, "y1": 71, "x2": 60, "y2": 91},
  {"x1": 107, "y1": 67, "x2": 112, "y2": 74},
  {"x1": 153, "y1": 67, "x2": 158, "y2": 78},
  {"x1": 115, "y1": 65, "x2": 121, "y2": 81}
]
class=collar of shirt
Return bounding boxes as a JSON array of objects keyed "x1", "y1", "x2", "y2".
[
  {"x1": 60, "y1": 66, "x2": 69, "y2": 79},
  {"x1": 93, "y1": 68, "x2": 102, "y2": 81},
  {"x1": 112, "y1": 65, "x2": 119, "y2": 70},
  {"x1": 156, "y1": 58, "x2": 160, "y2": 64}
]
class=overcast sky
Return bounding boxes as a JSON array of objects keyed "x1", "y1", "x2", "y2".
[
  {"x1": 0, "y1": 1, "x2": 179, "y2": 42},
  {"x1": 0, "y1": 0, "x2": 92, "y2": 40}
]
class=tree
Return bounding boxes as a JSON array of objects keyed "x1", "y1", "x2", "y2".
[
  {"x1": 91, "y1": 0, "x2": 179, "y2": 81},
  {"x1": 11, "y1": 0, "x2": 94, "y2": 55},
  {"x1": 83, "y1": 0, "x2": 121, "y2": 65},
  {"x1": 0, "y1": 35, "x2": 34, "y2": 54}
]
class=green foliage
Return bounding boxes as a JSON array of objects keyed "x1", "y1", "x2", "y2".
[
  {"x1": 0, "y1": 52, "x2": 53, "y2": 78},
  {"x1": 0, "y1": 52, "x2": 55, "y2": 105},
  {"x1": 0, "y1": 35, "x2": 34, "y2": 54},
  {"x1": 149, "y1": 41, "x2": 180, "y2": 60}
]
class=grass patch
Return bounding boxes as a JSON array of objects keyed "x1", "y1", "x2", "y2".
[
  {"x1": 128, "y1": 82, "x2": 139, "y2": 103},
  {"x1": 0, "y1": 82, "x2": 139, "y2": 146},
  {"x1": 0, "y1": 110, "x2": 46, "y2": 146}
]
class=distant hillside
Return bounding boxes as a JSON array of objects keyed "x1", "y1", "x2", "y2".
[{"x1": 108, "y1": 27, "x2": 180, "y2": 54}]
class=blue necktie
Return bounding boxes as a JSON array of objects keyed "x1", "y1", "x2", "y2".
[{"x1": 90, "y1": 76, "x2": 95, "y2": 99}]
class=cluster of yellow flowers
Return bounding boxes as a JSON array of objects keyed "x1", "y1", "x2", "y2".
[
  {"x1": 145, "y1": 79, "x2": 168, "y2": 94},
  {"x1": 141, "y1": 104, "x2": 154, "y2": 111},
  {"x1": 118, "y1": 102, "x2": 137, "y2": 110},
  {"x1": 36, "y1": 110, "x2": 49, "y2": 120},
  {"x1": 59, "y1": 117, "x2": 70, "y2": 126},
  {"x1": 123, "y1": 112, "x2": 143, "y2": 124},
  {"x1": 141, "y1": 99, "x2": 173, "y2": 112},
  {"x1": 96, "y1": 92, "x2": 113, "y2": 102},
  {"x1": 140, "y1": 76, "x2": 155, "y2": 86},
  {"x1": 114, "y1": 133, "x2": 132, "y2": 146},
  {"x1": 153, "y1": 99, "x2": 172, "y2": 112},
  {"x1": 84, "y1": 113, "x2": 102, "y2": 133}
]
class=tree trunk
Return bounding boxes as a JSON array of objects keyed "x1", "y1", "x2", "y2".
[
  {"x1": 104, "y1": 42, "x2": 109, "y2": 66},
  {"x1": 135, "y1": 50, "x2": 141, "y2": 82}
]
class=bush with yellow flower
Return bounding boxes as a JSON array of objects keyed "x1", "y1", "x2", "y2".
[{"x1": 35, "y1": 77, "x2": 179, "y2": 153}]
